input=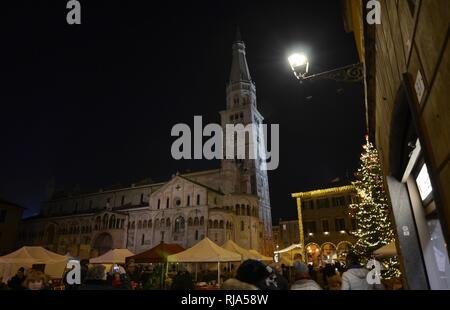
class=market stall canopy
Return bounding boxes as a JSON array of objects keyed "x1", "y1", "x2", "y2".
[
  {"x1": 126, "y1": 243, "x2": 185, "y2": 264},
  {"x1": 89, "y1": 249, "x2": 134, "y2": 264},
  {"x1": 167, "y1": 238, "x2": 241, "y2": 263},
  {"x1": 374, "y1": 241, "x2": 397, "y2": 258},
  {"x1": 222, "y1": 240, "x2": 257, "y2": 261},
  {"x1": 248, "y1": 249, "x2": 273, "y2": 262},
  {"x1": 0, "y1": 246, "x2": 68, "y2": 282},
  {"x1": 274, "y1": 244, "x2": 302, "y2": 254}
]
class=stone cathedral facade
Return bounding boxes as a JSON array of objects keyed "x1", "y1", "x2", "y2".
[{"x1": 17, "y1": 35, "x2": 274, "y2": 258}]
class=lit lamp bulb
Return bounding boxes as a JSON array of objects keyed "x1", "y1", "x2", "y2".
[{"x1": 288, "y1": 53, "x2": 309, "y2": 79}]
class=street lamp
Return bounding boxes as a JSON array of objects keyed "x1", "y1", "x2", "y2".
[
  {"x1": 288, "y1": 53, "x2": 309, "y2": 79},
  {"x1": 288, "y1": 52, "x2": 363, "y2": 83}
]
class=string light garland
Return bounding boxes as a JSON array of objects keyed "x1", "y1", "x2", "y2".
[{"x1": 350, "y1": 135, "x2": 401, "y2": 279}]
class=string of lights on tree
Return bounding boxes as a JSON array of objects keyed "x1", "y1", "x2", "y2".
[{"x1": 350, "y1": 135, "x2": 401, "y2": 279}]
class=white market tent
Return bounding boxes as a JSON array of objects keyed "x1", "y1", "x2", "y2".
[
  {"x1": 168, "y1": 238, "x2": 241, "y2": 263},
  {"x1": 248, "y1": 249, "x2": 273, "y2": 262},
  {"x1": 274, "y1": 243, "x2": 302, "y2": 254},
  {"x1": 0, "y1": 246, "x2": 68, "y2": 283},
  {"x1": 167, "y1": 238, "x2": 241, "y2": 285},
  {"x1": 273, "y1": 244, "x2": 303, "y2": 266},
  {"x1": 222, "y1": 240, "x2": 256, "y2": 261},
  {"x1": 89, "y1": 249, "x2": 134, "y2": 264},
  {"x1": 374, "y1": 241, "x2": 397, "y2": 258}
]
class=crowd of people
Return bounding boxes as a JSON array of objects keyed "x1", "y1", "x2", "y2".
[
  {"x1": 0, "y1": 252, "x2": 401, "y2": 290},
  {"x1": 1, "y1": 267, "x2": 49, "y2": 290},
  {"x1": 220, "y1": 252, "x2": 389, "y2": 290}
]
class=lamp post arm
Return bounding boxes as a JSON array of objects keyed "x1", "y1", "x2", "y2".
[{"x1": 301, "y1": 62, "x2": 364, "y2": 83}]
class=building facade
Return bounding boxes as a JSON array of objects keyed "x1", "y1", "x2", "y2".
[
  {"x1": 17, "y1": 35, "x2": 273, "y2": 258},
  {"x1": 0, "y1": 199, "x2": 25, "y2": 255},
  {"x1": 343, "y1": 0, "x2": 450, "y2": 289},
  {"x1": 273, "y1": 220, "x2": 300, "y2": 250},
  {"x1": 291, "y1": 185, "x2": 358, "y2": 267}
]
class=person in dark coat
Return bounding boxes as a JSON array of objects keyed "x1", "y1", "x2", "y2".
[
  {"x1": 171, "y1": 271, "x2": 194, "y2": 290},
  {"x1": 79, "y1": 265, "x2": 111, "y2": 290},
  {"x1": 257, "y1": 265, "x2": 289, "y2": 290},
  {"x1": 7, "y1": 267, "x2": 26, "y2": 290}
]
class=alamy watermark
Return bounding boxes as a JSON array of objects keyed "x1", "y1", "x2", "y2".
[
  {"x1": 170, "y1": 116, "x2": 279, "y2": 171},
  {"x1": 66, "y1": 259, "x2": 81, "y2": 285},
  {"x1": 366, "y1": 0, "x2": 381, "y2": 25},
  {"x1": 366, "y1": 258, "x2": 382, "y2": 285},
  {"x1": 66, "y1": 0, "x2": 81, "y2": 25}
]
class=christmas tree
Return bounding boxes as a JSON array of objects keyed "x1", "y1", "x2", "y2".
[{"x1": 350, "y1": 135, "x2": 401, "y2": 279}]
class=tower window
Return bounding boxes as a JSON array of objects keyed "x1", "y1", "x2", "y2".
[
  {"x1": 157, "y1": 199, "x2": 160, "y2": 209},
  {"x1": 140, "y1": 193, "x2": 144, "y2": 204},
  {"x1": 240, "y1": 112, "x2": 244, "y2": 119},
  {"x1": 187, "y1": 195, "x2": 190, "y2": 206},
  {"x1": 230, "y1": 115, "x2": 234, "y2": 121},
  {"x1": 166, "y1": 198, "x2": 170, "y2": 209},
  {"x1": 121, "y1": 196, "x2": 125, "y2": 205},
  {"x1": 241, "y1": 221, "x2": 244, "y2": 231},
  {"x1": 197, "y1": 194, "x2": 200, "y2": 205}
]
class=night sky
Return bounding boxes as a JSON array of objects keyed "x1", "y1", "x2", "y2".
[{"x1": 0, "y1": 0, "x2": 365, "y2": 221}]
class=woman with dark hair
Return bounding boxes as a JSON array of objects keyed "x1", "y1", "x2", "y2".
[{"x1": 223, "y1": 260, "x2": 268, "y2": 290}]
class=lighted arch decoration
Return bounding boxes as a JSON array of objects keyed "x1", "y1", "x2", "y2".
[
  {"x1": 321, "y1": 242, "x2": 337, "y2": 264},
  {"x1": 336, "y1": 241, "x2": 353, "y2": 261},
  {"x1": 305, "y1": 242, "x2": 321, "y2": 267}
]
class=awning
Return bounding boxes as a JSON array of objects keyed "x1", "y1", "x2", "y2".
[
  {"x1": 126, "y1": 242, "x2": 185, "y2": 264},
  {"x1": 222, "y1": 240, "x2": 257, "y2": 261},
  {"x1": 274, "y1": 243, "x2": 302, "y2": 254},
  {"x1": 374, "y1": 241, "x2": 397, "y2": 258},
  {"x1": 167, "y1": 238, "x2": 241, "y2": 263},
  {"x1": 0, "y1": 246, "x2": 68, "y2": 282},
  {"x1": 89, "y1": 249, "x2": 134, "y2": 264},
  {"x1": 248, "y1": 249, "x2": 273, "y2": 262}
]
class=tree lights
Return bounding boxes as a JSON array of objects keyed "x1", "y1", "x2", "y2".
[{"x1": 350, "y1": 136, "x2": 401, "y2": 279}]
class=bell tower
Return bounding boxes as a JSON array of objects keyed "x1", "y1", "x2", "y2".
[{"x1": 220, "y1": 29, "x2": 273, "y2": 252}]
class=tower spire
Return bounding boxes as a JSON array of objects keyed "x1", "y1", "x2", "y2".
[
  {"x1": 235, "y1": 26, "x2": 242, "y2": 43},
  {"x1": 229, "y1": 28, "x2": 251, "y2": 83}
]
